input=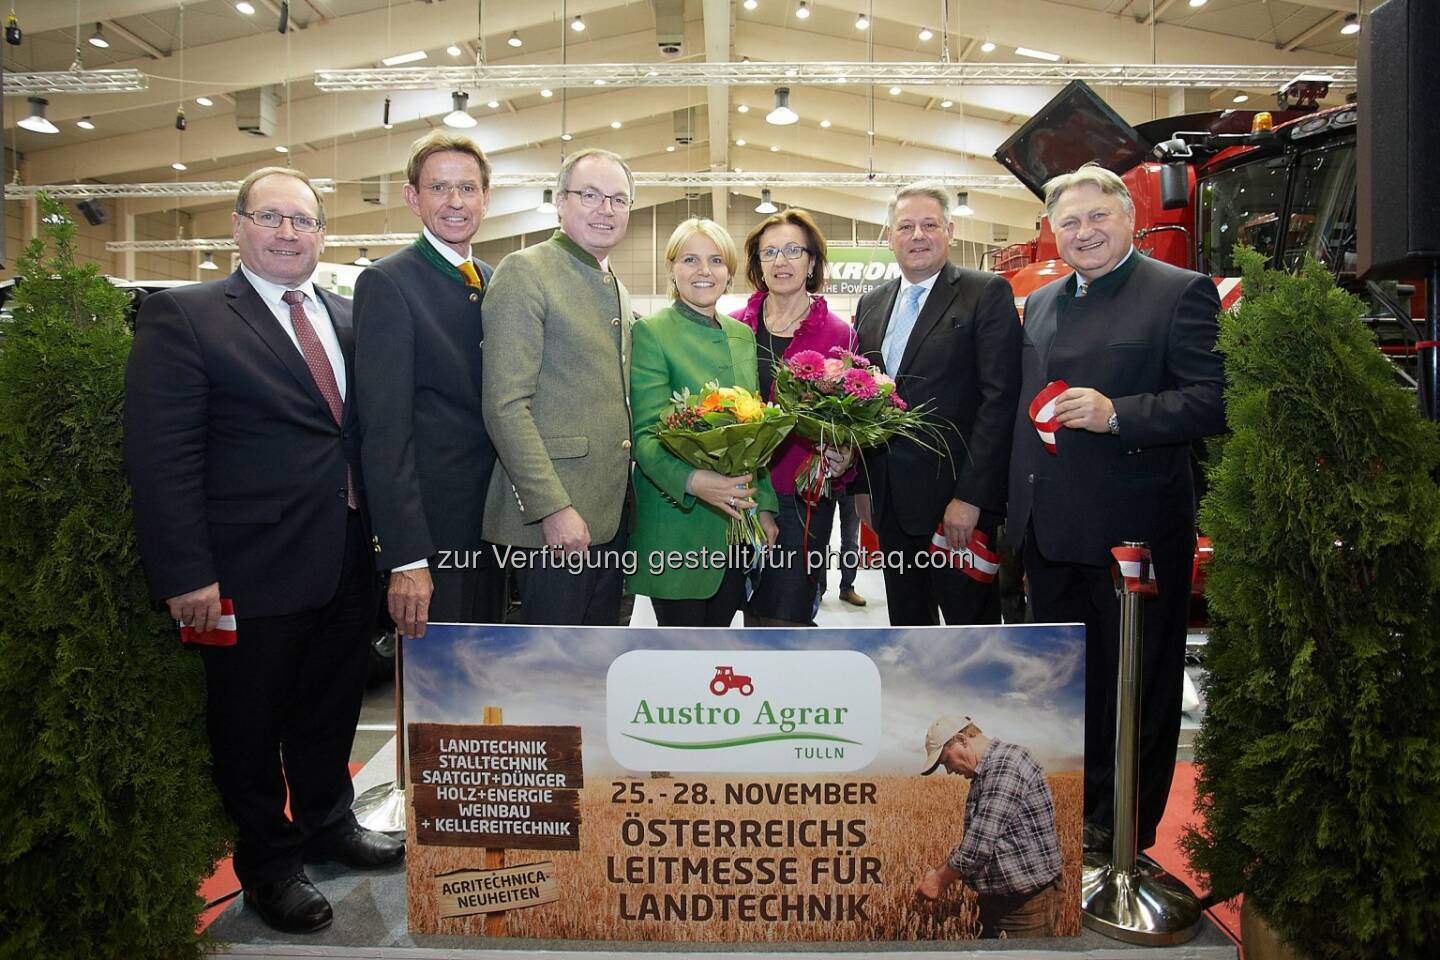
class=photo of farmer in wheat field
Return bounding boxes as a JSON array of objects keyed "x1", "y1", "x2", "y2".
[{"x1": 403, "y1": 623, "x2": 1085, "y2": 943}]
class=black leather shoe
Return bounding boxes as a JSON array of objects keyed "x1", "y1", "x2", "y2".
[
  {"x1": 244, "y1": 872, "x2": 333, "y2": 934},
  {"x1": 307, "y1": 825, "x2": 405, "y2": 869},
  {"x1": 1083, "y1": 821, "x2": 1113, "y2": 855}
]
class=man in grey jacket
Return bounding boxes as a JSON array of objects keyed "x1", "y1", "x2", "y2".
[{"x1": 481, "y1": 148, "x2": 635, "y2": 625}]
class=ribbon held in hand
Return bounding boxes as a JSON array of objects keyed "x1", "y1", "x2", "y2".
[
  {"x1": 1028, "y1": 379, "x2": 1069, "y2": 455},
  {"x1": 179, "y1": 597, "x2": 238, "y2": 646},
  {"x1": 1111, "y1": 545, "x2": 1159, "y2": 597},
  {"x1": 927, "y1": 525, "x2": 1000, "y2": 583}
]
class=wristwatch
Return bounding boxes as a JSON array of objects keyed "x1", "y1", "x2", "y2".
[{"x1": 1107, "y1": 412, "x2": 1120, "y2": 435}]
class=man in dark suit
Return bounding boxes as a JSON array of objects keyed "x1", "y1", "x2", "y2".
[
  {"x1": 124, "y1": 167, "x2": 402, "y2": 935},
  {"x1": 355, "y1": 131, "x2": 503, "y2": 636},
  {"x1": 854, "y1": 182, "x2": 1021, "y2": 626},
  {"x1": 1006, "y1": 163, "x2": 1225, "y2": 853}
]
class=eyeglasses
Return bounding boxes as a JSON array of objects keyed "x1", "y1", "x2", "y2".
[
  {"x1": 892, "y1": 221, "x2": 945, "y2": 237},
  {"x1": 239, "y1": 209, "x2": 324, "y2": 233},
  {"x1": 759, "y1": 242, "x2": 810, "y2": 262},
  {"x1": 563, "y1": 188, "x2": 632, "y2": 211},
  {"x1": 422, "y1": 181, "x2": 484, "y2": 197}
]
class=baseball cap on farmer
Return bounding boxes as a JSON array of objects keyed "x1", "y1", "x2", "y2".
[{"x1": 922, "y1": 714, "x2": 975, "y2": 775}]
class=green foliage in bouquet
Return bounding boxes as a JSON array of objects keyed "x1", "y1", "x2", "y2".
[
  {"x1": 0, "y1": 197, "x2": 229, "y2": 959},
  {"x1": 1183, "y1": 248, "x2": 1440, "y2": 959}
]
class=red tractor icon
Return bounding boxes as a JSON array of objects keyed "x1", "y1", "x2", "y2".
[{"x1": 709, "y1": 665, "x2": 754, "y2": 696}]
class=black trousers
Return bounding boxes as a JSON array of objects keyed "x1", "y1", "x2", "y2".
[
  {"x1": 513, "y1": 510, "x2": 629, "y2": 627},
  {"x1": 652, "y1": 567, "x2": 747, "y2": 627},
  {"x1": 428, "y1": 547, "x2": 506, "y2": 624},
  {"x1": 200, "y1": 509, "x2": 376, "y2": 887},
  {"x1": 876, "y1": 504, "x2": 1001, "y2": 627},
  {"x1": 1022, "y1": 523, "x2": 1193, "y2": 848}
]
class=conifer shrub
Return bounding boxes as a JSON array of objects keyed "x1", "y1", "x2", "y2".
[
  {"x1": 1185, "y1": 248, "x2": 1440, "y2": 958},
  {"x1": 0, "y1": 198, "x2": 229, "y2": 958}
]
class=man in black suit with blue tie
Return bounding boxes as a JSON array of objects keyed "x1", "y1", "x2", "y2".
[
  {"x1": 124, "y1": 167, "x2": 402, "y2": 935},
  {"x1": 355, "y1": 131, "x2": 503, "y2": 637},
  {"x1": 853, "y1": 182, "x2": 1022, "y2": 626}
]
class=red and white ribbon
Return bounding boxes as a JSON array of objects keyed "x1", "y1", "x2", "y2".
[
  {"x1": 928, "y1": 526, "x2": 1001, "y2": 583},
  {"x1": 1111, "y1": 545, "x2": 1159, "y2": 597},
  {"x1": 179, "y1": 597, "x2": 238, "y2": 647},
  {"x1": 1028, "y1": 379, "x2": 1069, "y2": 455}
]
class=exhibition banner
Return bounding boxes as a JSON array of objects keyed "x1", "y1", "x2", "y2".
[
  {"x1": 405, "y1": 624, "x2": 1085, "y2": 943},
  {"x1": 821, "y1": 247, "x2": 900, "y2": 297}
]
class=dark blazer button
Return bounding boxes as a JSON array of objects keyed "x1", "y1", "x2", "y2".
[
  {"x1": 1027, "y1": 473, "x2": 1035, "y2": 484},
  {"x1": 469, "y1": 292, "x2": 479, "y2": 303}
]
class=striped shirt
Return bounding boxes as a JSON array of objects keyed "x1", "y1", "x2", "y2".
[{"x1": 947, "y1": 739, "x2": 1063, "y2": 896}]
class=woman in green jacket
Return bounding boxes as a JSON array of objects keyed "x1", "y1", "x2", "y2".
[{"x1": 629, "y1": 218, "x2": 779, "y2": 626}]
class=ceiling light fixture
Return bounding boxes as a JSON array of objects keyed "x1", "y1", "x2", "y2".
[
  {"x1": 274, "y1": 145, "x2": 289, "y2": 153},
  {"x1": 1232, "y1": 93, "x2": 1249, "y2": 103},
  {"x1": 770, "y1": 145, "x2": 779, "y2": 152},
  {"x1": 17, "y1": 97, "x2": 59, "y2": 134},
  {"x1": 540, "y1": 88, "x2": 553, "y2": 97},
  {"x1": 382, "y1": 96, "x2": 392, "y2": 128},
  {"x1": 381, "y1": 50, "x2": 427, "y2": 66},
  {"x1": 536, "y1": 188, "x2": 557, "y2": 214},
  {"x1": 744, "y1": 0, "x2": 758, "y2": 9},
  {"x1": 507, "y1": 31, "x2": 523, "y2": 48},
  {"x1": 1015, "y1": 46, "x2": 1061, "y2": 62},
  {"x1": 195, "y1": 95, "x2": 213, "y2": 106},
  {"x1": 955, "y1": 191, "x2": 974, "y2": 217},
  {"x1": 1340, "y1": 14, "x2": 1360, "y2": 35},
  {"x1": 766, "y1": 86, "x2": 798, "y2": 125},
  {"x1": 889, "y1": 86, "x2": 901, "y2": 96},
  {"x1": 611, "y1": 120, "x2": 622, "y2": 129},
  {"x1": 444, "y1": 91, "x2": 476, "y2": 128},
  {"x1": 919, "y1": 27, "x2": 934, "y2": 41},
  {"x1": 735, "y1": 138, "x2": 747, "y2": 146},
  {"x1": 171, "y1": 161, "x2": 188, "y2": 171},
  {"x1": 819, "y1": 119, "x2": 831, "y2": 127},
  {"x1": 980, "y1": 40, "x2": 997, "y2": 53},
  {"x1": 487, "y1": 99, "x2": 500, "y2": 108},
  {"x1": 940, "y1": 99, "x2": 953, "y2": 108},
  {"x1": 199, "y1": 251, "x2": 219, "y2": 270},
  {"x1": 666, "y1": 144, "x2": 676, "y2": 152},
  {"x1": 235, "y1": 2, "x2": 256, "y2": 15},
  {"x1": 560, "y1": 132, "x2": 573, "y2": 141},
  {"x1": 755, "y1": 188, "x2": 778, "y2": 214},
  {"x1": 88, "y1": 23, "x2": 109, "y2": 49},
  {"x1": 76, "y1": 116, "x2": 95, "y2": 130},
  {"x1": 855, "y1": 13, "x2": 869, "y2": 31},
  {"x1": 737, "y1": 103, "x2": 749, "y2": 113},
  {"x1": 795, "y1": 2, "x2": 810, "y2": 21},
  {"x1": 1188, "y1": 0, "x2": 1208, "y2": 7},
  {"x1": 446, "y1": 44, "x2": 462, "y2": 57},
  {"x1": 571, "y1": 15, "x2": 585, "y2": 32},
  {"x1": 352, "y1": 248, "x2": 373, "y2": 266}
]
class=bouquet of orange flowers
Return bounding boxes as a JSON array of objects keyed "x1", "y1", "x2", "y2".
[
  {"x1": 772, "y1": 348, "x2": 943, "y2": 503},
  {"x1": 655, "y1": 382, "x2": 796, "y2": 546}
]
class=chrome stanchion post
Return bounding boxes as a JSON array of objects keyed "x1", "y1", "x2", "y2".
[
  {"x1": 1081, "y1": 541, "x2": 1202, "y2": 945},
  {"x1": 352, "y1": 630, "x2": 407, "y2": 833}
]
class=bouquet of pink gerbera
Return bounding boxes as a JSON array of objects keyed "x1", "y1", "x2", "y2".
[
  {"x1": 654, "y1": 382, "x2": 795, "y2": 546},
  {"x1": 772, "y1": 347, "x2": 942, "y2": 502}
]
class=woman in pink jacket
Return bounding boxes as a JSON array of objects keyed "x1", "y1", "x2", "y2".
[{"x1": 732, "y1": 209, "x2": 856, "y2": 626}]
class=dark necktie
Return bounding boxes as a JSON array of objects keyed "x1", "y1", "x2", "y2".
[{"x1": 281, "y1": 290, "x2": 356, "y2": 509}]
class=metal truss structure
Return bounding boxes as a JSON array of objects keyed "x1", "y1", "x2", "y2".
[
  {"x1": 6, "y1": 179, "x2": 336, "y2": 200},
  {"x1": 18, "y1": 173, "x2": 1017, "y2": 204},
  {"x1": 2, "y1": 69, "x2": 148, "y2": 95},
  {"x1": 106, "y1": 235, "x2": 412, "y2": 253},
  {"x1": 315, "y1": 61, "x2": 1356, "y2": 92}
]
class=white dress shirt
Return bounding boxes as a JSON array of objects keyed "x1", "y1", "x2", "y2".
[
  {"x1": 881, "y1": 269, "x2": 942, "y2": 372},
  {"x1": 1074, "y1": 245, "x2": 1135, "y2": 298},
  {"x1": 240, "y1": 264, "x2": 346, "y2": 400},
  {"x1": 423, "y1": 226, "x2": 474, "y2": 269}
]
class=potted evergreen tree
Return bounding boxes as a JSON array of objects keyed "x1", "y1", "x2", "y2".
[
  {"x1": 0, "y1": 197, "x2": 229, "y2": 958},
  {"x1": 1184, "y1": 248, "x2": 1440, "y2": 958}
]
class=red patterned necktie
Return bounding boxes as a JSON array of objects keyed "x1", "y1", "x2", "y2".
[{"x1": 281, "y1": 290, "x2": 356, "y2": 509}]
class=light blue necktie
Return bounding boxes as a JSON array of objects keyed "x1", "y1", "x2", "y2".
[{"x1": 882, "y1": 284, "x2": 925, "y2": 375}]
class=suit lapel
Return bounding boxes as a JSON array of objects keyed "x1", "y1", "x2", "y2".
[
  {"x1": 859, "y1": 279, "x2": 899, "y2": 365},
  {"x1": 225, "y1": 269, "x2": 332, "y2": 418},
  {"x1": 896, "y1": 263, "x2": 959, "y2": 376}
]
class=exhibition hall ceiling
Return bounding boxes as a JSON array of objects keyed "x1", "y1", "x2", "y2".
[{"x1": 1, "y1": 0, "x2": 1369, "y2": 242}]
